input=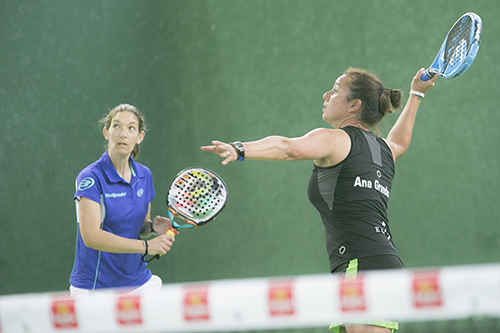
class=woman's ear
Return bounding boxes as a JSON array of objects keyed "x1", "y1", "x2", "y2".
[
  {"x1": 136, "y1": 130, "x2": 145, "y2": 144},
  {"x1": 103, "y1": 127, "x2": 109, "y2": 140},
  {"x1": 348, "y1": 99, "x2": 362, "y2": 113}
]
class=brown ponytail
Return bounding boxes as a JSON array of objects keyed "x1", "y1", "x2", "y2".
[
  {"x1": 380, "y1": 88, "x2": 402, "y2": 118},
  {"x1": 344, "y1": 68, "x2": 401, "y2": 127}
]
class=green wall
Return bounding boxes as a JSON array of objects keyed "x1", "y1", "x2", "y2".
[{"x1": 1, "y1": 0, "x2": 499, "y2": 295}]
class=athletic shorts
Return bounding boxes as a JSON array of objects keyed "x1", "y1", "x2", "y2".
[
  {"x1": 332, "y1": 254, "x2": 404, "y2": 275},
  {"x1": 330, "y1": 255, "x2": 404, "y2": 332},
  {"x1": 70, "y1": 275, "x2": 162, "y2": 297}
]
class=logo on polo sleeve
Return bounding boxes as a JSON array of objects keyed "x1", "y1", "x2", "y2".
[{"x1": 78, "y1": 177, "x2": 95, "y2": 191}]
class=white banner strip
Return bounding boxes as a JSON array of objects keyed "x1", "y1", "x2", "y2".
[{"x1": 1, "y1": 263, "x2": 500, "y2": 332}]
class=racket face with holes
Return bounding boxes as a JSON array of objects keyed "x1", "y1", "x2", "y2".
[
  {"x1": 426, "y1": 12, "x2": 482, "y2": 79},
  {"x1": 166, "y1": 167, "x2": 227, "y2": 228}
]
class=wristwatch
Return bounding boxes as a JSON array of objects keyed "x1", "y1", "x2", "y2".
[{"x1": 229, "y1": 141, "x2": 245, "y2": 161}]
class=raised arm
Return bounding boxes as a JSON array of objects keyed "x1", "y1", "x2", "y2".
[
  {"x1": 201, "y1": 128, "x2": 351, "y2": 167},
  {"x1": 385, "y1": 68, "x2": 437, "y2": 160}
]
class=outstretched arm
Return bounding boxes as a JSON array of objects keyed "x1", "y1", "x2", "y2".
[
  {"x1": 201, "y1": 128, "x2": 351, "y2": 167},
  {"x1": 386, "y1": 68, "x2": 437, "y2": 160}
]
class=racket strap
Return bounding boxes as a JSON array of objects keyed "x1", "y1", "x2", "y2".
[{"x1": 142, "y1": 254, "x2": 159, "y2": 263}]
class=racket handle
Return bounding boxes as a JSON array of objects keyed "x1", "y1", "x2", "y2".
[
  {"x1": 421, "y1": 69, "x2": 436, "y2": 81},
  {"x1": 154, "y1": 228, "x2": 178, "y2": 260},
  {"x1": 166, "y1": 227, "x2": 178, "y2": 236}
]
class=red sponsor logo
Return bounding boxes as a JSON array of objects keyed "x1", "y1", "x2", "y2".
[
  {"x1": 51, "y1": 298, "x2": 78, "y2": 329},
  {"x1": 184, "y1": 286, "x2": 210, "y2": 321},
  {"x1": 116, "y1": 295, "x2": 142, "y2": 325},
  {"x1": 269, "y1": 280, "x2": 295, "y2": 316},
  {"x1": 340, "y1": 277, "x2": 366, "y2": 312},
  {"x1": 412, "y1": 270, "x2": 443, "y2": 308}
]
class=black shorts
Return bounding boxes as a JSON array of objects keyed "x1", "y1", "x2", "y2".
[
  {"x1": 332, "y1": 254, "x2": 404, "y2": 274},
  {"x1": 330, "y1": 255, "x2": 403, "y2": 332}
]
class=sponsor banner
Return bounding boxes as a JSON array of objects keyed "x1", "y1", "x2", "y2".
[
  {"x1": 340, "y1": 276, "x2": 366, "y2": 312},
  {"x1": 412, "y1": 270, "x2": 443, "y2": 308},
  {"x1": 184, "y1": 285, "x2": 210, "y2": 321},
  {"x1": 116, "y1": 295, "x2": 142, "y2": 326},
  {"x1": 0, "y1": 264, "x2": 499, "y2": 332},
  {"x1": 51, "y1": 298, "x2": 78, "y2": 329},
  {"x1": 268, "y1": 280, "x2": 295, "y2": 317}
]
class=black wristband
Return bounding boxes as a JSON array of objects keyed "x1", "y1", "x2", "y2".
[{"x1": 142, "y1": 239, "x2": 158, "y2": 263}]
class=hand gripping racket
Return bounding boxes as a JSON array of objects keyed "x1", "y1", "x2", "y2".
[
  {"x1": 145, "y1": 167, "x2": 228, "y2": 262},
  {"x1": 421, "y1": 12, "x2": 482, "y2": 81}
]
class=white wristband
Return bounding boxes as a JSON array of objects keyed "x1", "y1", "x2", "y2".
[{"x1": 410, "y1": 90, "x2": 425, "y2": 98}]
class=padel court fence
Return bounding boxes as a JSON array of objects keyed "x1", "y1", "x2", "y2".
[{"x1": 1, "y1": 263, "x2": 500, "y2": 332}]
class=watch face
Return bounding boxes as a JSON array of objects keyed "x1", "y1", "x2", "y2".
[
  {"x1": 231, "y1": 142, "x2": 244, "y2": 157},
  {"x1": 229, "y1": 142, "x2": 245, "y2": 161}
]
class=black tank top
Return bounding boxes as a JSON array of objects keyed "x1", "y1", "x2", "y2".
[{"x1": 307, "y1": 126, "x2": 401, "y2": 271}]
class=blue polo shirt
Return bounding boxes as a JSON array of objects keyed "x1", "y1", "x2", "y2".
[{"x1": 70, "y1": 151, "x2": 155, "y2": 290}]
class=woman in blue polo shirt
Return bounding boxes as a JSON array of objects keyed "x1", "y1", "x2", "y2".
[{"x1": 70, "y1": 104, "x2": 175, "y2": 296}]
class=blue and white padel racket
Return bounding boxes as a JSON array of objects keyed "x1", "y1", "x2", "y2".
[{"x1": 421, "y1": 12, "x2": 482, "y2": 81}]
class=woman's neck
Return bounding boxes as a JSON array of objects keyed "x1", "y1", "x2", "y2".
[
  {"x1": 335, "y1": 116, "x2": 369, "y2": 131},
  {"x1": 107, "y1": 150, "x2": 132, "y2": 182}
]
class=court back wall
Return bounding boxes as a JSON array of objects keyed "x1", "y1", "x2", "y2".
[{"x1": 1, "y1": 0, "x2": 498, "y2": 295}]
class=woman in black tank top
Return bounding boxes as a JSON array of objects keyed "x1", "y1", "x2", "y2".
[{"x1": 202, "y1": 68, "x2": 437, "y2": 333}]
